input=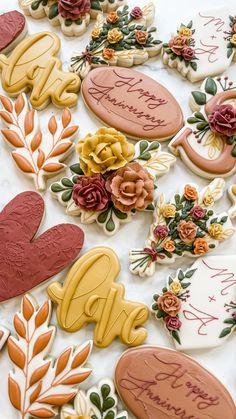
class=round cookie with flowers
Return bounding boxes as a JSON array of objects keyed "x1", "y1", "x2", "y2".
[
  {"x1": 50, "y1": 127, "x2": 176, "y2": 235},
  {"x1": 129, "y1": 178, "x2": 235, "y2": 277}
]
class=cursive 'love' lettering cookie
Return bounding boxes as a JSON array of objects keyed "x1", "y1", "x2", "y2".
[
  {"x1": 115, "y1": 346, "x2": 236, "y2": 419},
  {"x1": 47, "y1": 247, "x2": 149, "y2": 348},
  {"x1": 0, "y1": 191, "x2": 84, "y2": 301},
  {"x1": 0, "y1": 10, "x2": 27, "y2": 55},
  {"x1": 152, "y1": 255, "x2": 236, "y2": 350},
  {"x1": 169, "y1": 76, "x2": 236, "y2": 179},
  {"x1": 82, "y1": 67, "x2": 183, "y2": 142},
  {"x1": 0, "y1": 32, "x2": 81, "y2": 109},
  {"x1": 162, "y1": 7, "x2": 236, "y2": 82}
]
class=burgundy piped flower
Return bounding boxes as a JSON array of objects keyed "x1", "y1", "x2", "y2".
[
  {"x1": 190, "y1": 205, "x2": 206, "y2": 220},
  {"x1": 58, "y1": 0, "x2": 91, "y2": 20},
  {"x1": 72, "y1": 174, "x2": 110, "y2": 212},
  {"x1": 130, "y1": 6, "x2": 143, "y2": 19},
  {"x1": 165, "y1": 315, "x2": 182, "y2": 330},
  {"x1": 208, "y1": 104, "x2": 236, "y2": 137},
  {"x1": 154, "y1": 224, "x2": 169, "y2": 238},
  {"x1": 182, "y1": 47, "x2": 195, "y2": 61}
]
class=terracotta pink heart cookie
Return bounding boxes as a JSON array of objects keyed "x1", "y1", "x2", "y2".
[
  {"x1": 82, "y1": 67, "x2": 183, "y2": 142},
  {"x1": 0, "y1": 191, "x2": 84, "y2": 301},
  {"x1": 115, "y1": 346, "x2": 236, "y2": 419},
  {"x1": 0, "y1": 10, "x2": 27, "y2": 55}
]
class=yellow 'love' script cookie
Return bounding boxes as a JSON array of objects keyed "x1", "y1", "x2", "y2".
[
  {"x1": 47, "y1": 247, "x2": 149, "y2": 348},
  {"x1": 0, "y1": 32, "x2": 80, "y2": 109}
]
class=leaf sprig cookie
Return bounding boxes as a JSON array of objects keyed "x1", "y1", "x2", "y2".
[
  {"x1": 19, "y1": 0, "x2": 126, "y2": 37},
  {"x1": 0, "y1": 326, "x2": 10, "y2": 351},
  {"x1": 0, "y1": 94, "x2": 78, "y2": 191},
  {"x1": 129, "y1": 179, "x2": 235, "y2": 277},
  {"x1": 61, "y1": 378, "x2": 128, "y2": 419},
  {"x1": 170, "y1": 76, "x2": 236, "y2": 179},
  {"x1": 50, "y1": 128, "x2": 176, "y2": 235},
  {"x1": 8, "y1": 294, "x2": 92, "y2": 419},
  {"x1": 70, "y1": 3, "x2": 162, "y2": 78}
]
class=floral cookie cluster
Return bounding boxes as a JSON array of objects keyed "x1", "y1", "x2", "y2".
[
  {"x1": 51, "y1": 128, "x2": 176, "y2": 235},
  {"x1": 70, "y1": 3, "x2": 162, "y2": 78},
  {"x1": 163, "y1": 21, "x2": 198, "y2": 72},
  {"x1": 129, "y1": 178, "x2": 235, "y2": 276},
  {"x1": 225, "y1": 15, "x2": 236, "y2": 58}
]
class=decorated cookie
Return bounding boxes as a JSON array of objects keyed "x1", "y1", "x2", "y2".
[
  {"x1": 162, "y1": 7, "x2": 236, "y2": 82},
  {"x1": 0, "y1": 10, "x2": 27, "y2": 55},
  {"x1": 0, "y1": 94, "x2": 78, "y2": 191},
  {"x1": 129, "y1": 179, "x2": 235, "y2": 277},
  {"x1": 50, "y1": 129, "x2": 176, "y2": 235},
  {"x1": 70, "y1": 4, "x2": 162, "y2": 78},
  {"x1": 229, "y1": 184, "x2": 236, "y2": 219},
  {"x1": 81, "y1": 67, "x2": 183, "y2": 141},
  {"x1": 152, "y1": 255, "x2": 236, "y2": 350},
  {"x1": 115, "y1": 346, "x2": 236, "y2": 419},
  {"x1": 0, "y1": 326, "x2": 10, "y2": 351},
  {"x1": 0, "y1": 32, "x2": 80, "y2": 109},
  {"x1": 8, "y1": 294, "x2": 92, "y2": 419},
  {"x1": 169, "y1": 76, "x2": 236, "y2": 179},
  {"x1": 19, "y1": 0, "x2": 126, "y2": 37},
  {"x1": 48, "y1": 247, "x2": 149, "y2": 347},
  {"x1": 61, "y1": 378, "x2": 128, "y2": 419},
  {"x1": 0, "y1": 191, "x2": 84, "y2": 301}
]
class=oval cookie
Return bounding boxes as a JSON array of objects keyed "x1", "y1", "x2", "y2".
[
  {"x1": 82, "y1": 67, "x2": 183, "y2": 142},
  {"x1": 115, "y1": 346, "x2": 236, "y2": 419}
]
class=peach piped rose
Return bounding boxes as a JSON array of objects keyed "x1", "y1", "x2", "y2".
[
  {"x1": 158, "y1": 291, "x2": 181, "y2": 316},
  {"x1": 193, "y1": 238, "x2": 209, "y2": 254}
]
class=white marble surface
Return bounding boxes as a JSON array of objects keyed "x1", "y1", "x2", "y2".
[{"x1": 0, "y1": 0, "x2": 236, "y2": 417}]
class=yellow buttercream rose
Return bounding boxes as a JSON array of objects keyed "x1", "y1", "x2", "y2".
[
  {"x1": 230, "y1": 33, "x2": 236, "y2": 46},
  {"x1": 179, "y1": 26, "x2": 192, "y2": 37},
  {"x1": 77, "y1": 127, "x2": 135, "y2": 176},
  {"x1": 91, "y1": 28, "x2": 101, "y2": 40},
  {"x1": 161, "y1": 204, "x2": 176, "y2": 218},
  {"x1": 208, "y1": 223, "x2": 223, "y2": 239},
  {"x1": 169, "y1": 281, "x2": 182, "y2": 295},
  {"x1": 107, "y1": 28, "x2": 123, "y2": 44},
  {"x1": 203, "y1": 193, "x2": 214, "y2": 207}
]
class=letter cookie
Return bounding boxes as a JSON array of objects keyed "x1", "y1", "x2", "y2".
[
  {"x1": 115, "y1": 346, "x2": 236, "y2": 419},
  {"x1": 0, "y1": 32, "x2": 80, "y2": 109},
  {"x1": 0, "y1": 94, "x2": 78, "y2": 191},
  {"x1": 8, "y1": 294, "x2": 92, "y2": 419},
  {"x1": 19, "y1": 0, "x2": 126, "y2": 37},
  {"x1": 129, "y1": 179, "x2": 235, "y2": 277},
  {"x1": 169, "y1": 76, "x2": 236, "y2": 179},
  {"x1": 48, "y1": 247, "x2": 149, "y2": 348},
  {"x1": 70, "y1": 4, "x2": 162, "y2": 78},
  {"x1": 0, "y1": 191, "x2": 84, "y2": 301},
  {"x1": 162, "y1": 7, "x2": 236, "y2": 82},
  {"x1": 152, "y1": 255, "x2": 236, "y2": 350},
  {"x1": 50, "y1": 129, "x2": 176, "y2": 235},
  {"x1": 0, "y1": 10, "x2": 27, "y2": 55},
  {"x1": 61, "y1": 378, "x2": 128, "y2": 419}
]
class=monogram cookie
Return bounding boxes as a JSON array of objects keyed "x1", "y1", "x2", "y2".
[
  {"x1": 169, "y1": 76, "x2": 236, "y2": 179},
  {"x1": 0, "y1": 10, "x2": 27, "y2": 55},
  {"x1": 152, "y1": 255, "x2": 236, "y2": 350},
  {"x1": 48, "y1": 247, "x2": 149, "y2": 347},
  {"x1": 129, "y1": 179, "x2": 235, "y2": 277},
  {"x1": 0, "y1": 191, "x2": 84, "y2": 301},
  {"x1": 0, "y1": 93, "x2": 78, "y2": 191},
  {"x1": 8, "y1": 294, "x2": 92, "y2": 419},
  {"x1": 0, "y1": 32, "x2": 80, "y2": 109},
  {"x1": 115, "y1": 346, "x2": 236, "y2": 419},
  {"x1": 162, "y1": 7, "x2": 236, "y2": 82}
]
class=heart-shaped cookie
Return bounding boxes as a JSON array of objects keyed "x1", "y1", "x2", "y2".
[
  {"x1": 0, "y1": 11, "x2": 27, "y2": 55},
  {"x1": 115, "y1": 346, "x2": 236, "y2": 419},
  {"x1": 0, "y1": 191, "x2": 84, "y2": 301}
]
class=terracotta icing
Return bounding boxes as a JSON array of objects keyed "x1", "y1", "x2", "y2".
[
  {"x1": 82, "y1": 67, "x2": 183, "y2": 141},
  {"x1": 0, "y1": 191, "x2": 84, "y2": 301},
  {"x1": 115, "y1": 346, "x2": 236, "y2": 419},
  {"x1": 0, "y1": 10, "x2": 27, "y2": 55}
]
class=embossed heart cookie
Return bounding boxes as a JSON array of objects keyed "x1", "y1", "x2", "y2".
[{"x1": 0, "y1": 10, "x2": 27, "y2": 55}]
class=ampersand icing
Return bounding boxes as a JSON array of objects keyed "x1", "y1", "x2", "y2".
[{"x1": 47, "y1": 247, "x2": 149, "y2": 348}]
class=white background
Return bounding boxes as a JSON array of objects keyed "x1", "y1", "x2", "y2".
[{"x1": 0, "y1": 0, "x2": 236, "y2": 417}]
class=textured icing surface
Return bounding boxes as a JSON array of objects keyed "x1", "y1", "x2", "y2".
[{"x1": 0, "y1": 11, "x2": 26, "y2": 51}]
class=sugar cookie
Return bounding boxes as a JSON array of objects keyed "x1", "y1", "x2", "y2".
[
  {"x1": 0, "y1": 93, "x2": 78, "y2": 191},
  {"x1": 115, "y1": 346, "x2": 236, "y2": 419},
  {"x1": 0, "y1": 10, "x2": 27, "y2": 55},
  {"x1": 162, "y1": 8, "x2": 236, "y2": 82},
  {"x1": 0, "y1": 191, "x2": 84, "y2": 301},
  {"x1": 48, "y1": 247, "x2": 149, "y2": 347},
  {"x1": 0, "y1": 32, "x2": 80, "y2": 109},
  {"x1": 129, "y1": 179, "x2": 235, "y2": 277},
  {"x1": 0, "y1": 326, "x2": 10, "y2": 351},
  {"x1": 169, "y1": 76, "x2": 236, "y2": 179},
  {"x1": 8, "y1": 294, "x2": 92, "y2": 419}
]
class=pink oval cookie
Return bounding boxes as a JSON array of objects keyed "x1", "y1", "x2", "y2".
[
  {"x1": 115, "y1": 346, "x2": 236, "y2": 419},
  {"x1": 82, "y1": 67, "x2": 183, "y2": 142},
  {"x1": 0, "y1": 11, "x2": 27, "y2": 55}
]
